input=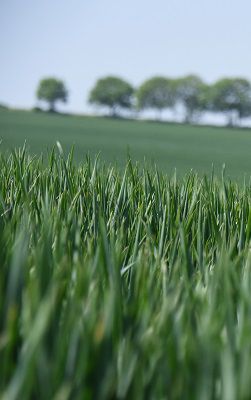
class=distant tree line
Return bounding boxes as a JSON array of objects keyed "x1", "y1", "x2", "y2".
[
  {"x1": 89, "y1": 75, "x2": 251, "y2": 126},
  {"x1": 36, "y1": 75, "x2": 251, "y2": 126}
]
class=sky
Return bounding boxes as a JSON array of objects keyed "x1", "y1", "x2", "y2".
[{"x1": 1, "y1": 0, "x2": 251, "y2": 114}]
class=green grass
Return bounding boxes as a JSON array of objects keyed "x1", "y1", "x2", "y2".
[
  {"x1": 1, "y1": 109, "x2": 251, "y2": 180},
  {"x1": 1, "y1": 148, "x2": 251, "y2": 399}
]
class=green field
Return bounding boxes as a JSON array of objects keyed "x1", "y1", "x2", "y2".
[
  {"x1": 1, "y1": 109, "x2": 251, "y2": 179},
  {"x1": 1, "y1": 149, "x2": 251, "y2": 399}
]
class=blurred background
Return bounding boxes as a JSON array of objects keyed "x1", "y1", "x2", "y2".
[
  {"x1": 1, "y1": 0, "x2": 251, "y2": 122},
  {"x1": 1, "y1": 0, "x2": 251, "y2": 180}
]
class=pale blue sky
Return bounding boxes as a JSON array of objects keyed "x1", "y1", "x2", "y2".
[{"x1": 1, "y1": 0, "x2": 251, "y2": 113}]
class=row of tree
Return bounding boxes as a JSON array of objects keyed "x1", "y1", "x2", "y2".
[
  {"x1": 89, "y1": 76, "x2": 251, "y2": 125},
  {"x1": 36, "y1": 75, "x2": 251, "y2": 126}
]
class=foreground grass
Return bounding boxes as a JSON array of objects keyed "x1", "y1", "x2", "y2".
[
  {"x1": 2, "y1": 109, "x2": 251, "y2": 179},
  {"x1": 1, "y1": 148, "x2": 251, "y2": 399}
]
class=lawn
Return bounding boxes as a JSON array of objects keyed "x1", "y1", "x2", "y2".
[{"x1": 1, "y1": 109, "x2": 251, "y2": 179}]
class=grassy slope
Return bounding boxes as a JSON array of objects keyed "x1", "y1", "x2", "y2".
[{"x1": 1, "y1": 109, "x2": 251, "y2": 179}]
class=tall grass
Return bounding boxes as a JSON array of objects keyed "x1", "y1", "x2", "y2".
[{"x1": 1, "y1": 147, "x2": 251, "y2": 399}]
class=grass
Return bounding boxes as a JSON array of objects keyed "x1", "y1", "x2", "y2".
[
  {"x1": 1, "y1": 147, "x2": 251, "y2": 399},
  {"x1": 1, "y1": 109, "x2": 251, "y2": 180}
]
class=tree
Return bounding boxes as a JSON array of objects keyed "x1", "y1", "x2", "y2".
[
  {"x1": 175, "y1": 75, "x2": 207, "y2": 123},
  {"x1": 36, "y1": 78, "x2": 68, "y2": 112},
  {"x1": 209, "y1": 78, "x2": 251, "y2": 126},
  {"x1": 89, "y1": 76, "x2": 134, "y2": 117},
  {"x1": 136, "y1": 77, "x2": 175, "y2": 119}
]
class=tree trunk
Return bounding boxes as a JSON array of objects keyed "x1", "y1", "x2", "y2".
[
  {"x1": 110, "y1": 105, "x2": 117, "y2": 118},
  {"x1": 156, "y1": 108, "x2": 162, "y2": 121},
  {"x1": 184, "y1": 110, "x2": 192, "y2": 124},
  {"x1": 227, "y1": 112, "x2": 237, "y2": 127},
  {"x1": 49, "y1": 101, "x2": 55, "y2": 113}
]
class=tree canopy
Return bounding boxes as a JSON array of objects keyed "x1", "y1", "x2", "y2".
[
  {"x1": 136, "y1": 77, "x2": 175, "y2": 118},
  {"x1": 36, "y1": 78, "x2": 68, "y2": 112},
  {"x1": 209, "y1": 78, "x2": 251, "y2": 125},
  {"x1": 89, "y1": 76, "x2": 134, "y2": 116},
  {"x1": 175, "y1": 75, "x2": 208, "y2": 123}
]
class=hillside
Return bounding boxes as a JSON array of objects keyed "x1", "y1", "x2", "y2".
[{"x1": 1, "y1": 109, "x2": 251, "y2": 179}]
